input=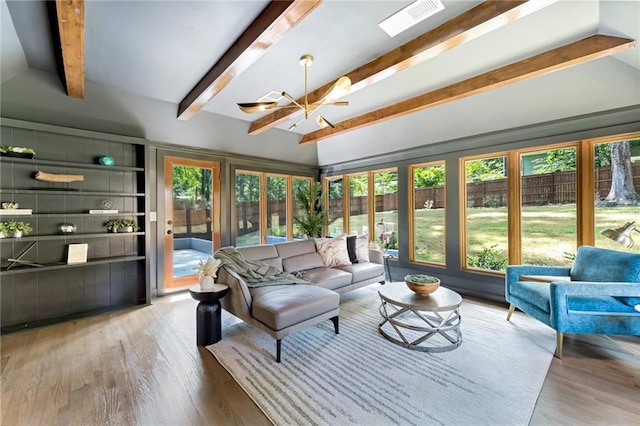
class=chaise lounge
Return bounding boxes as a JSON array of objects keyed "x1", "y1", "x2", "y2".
[
  {"x1": 216, "y1": 238, "x2": 385, "y2": 362},
  {"x1": 505, "y1": 245, "x2": 640, "y2": 357}
]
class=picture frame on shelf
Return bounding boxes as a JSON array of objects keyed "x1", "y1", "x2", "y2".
[{"x1": 67, "y1": 243, "x2": 88, "y2": 264}]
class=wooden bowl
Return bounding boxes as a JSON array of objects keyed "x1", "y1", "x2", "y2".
[{"x1": 405, "y1": 275, "x2": 440, "y2": 295}]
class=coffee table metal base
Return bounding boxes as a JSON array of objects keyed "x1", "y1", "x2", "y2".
[{"x1": 378, "y1": 284, "x2": 462, "y2": 352}]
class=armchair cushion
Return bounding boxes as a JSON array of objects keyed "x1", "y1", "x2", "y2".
[
  {"x1": 570, "y1": 246, "x2": 640, "y2": 308},
  {"x1": 510, "y1": 281, "x2": 550, "y2": 313}
]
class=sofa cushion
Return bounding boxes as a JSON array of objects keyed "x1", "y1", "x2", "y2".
[
  {"x1": 346, "y1": 235, "x2": 358, "y2": 264},
  {"x1": 355, "y1": 235, "x2": 370, "y2": 263},
  {"x1": 275, "y1": 240, "x2": 317, "y2": 259},
  {"x1": 335, "y1": 262, "x2": 384, "y2": 283},
  {"x1": 315, "y1": 236, "x2": 352, "y2": 267},
  {"x1": 300, "y1": 267, "x2": 353, "y2": 290},
  {"x1": 238, "y1": 244, "x2": 279, "y2": 261},
  {"x1": 570, "y1": 246, "x2": 640, "y2": 308},
  {"x1": 251, "y1": 285, "x2": 339, "y2": 331},
  {"x1": 282, "y1": 252, "x2": 325, "y2": 273},
  {"x1": 510, "y1": 281, "x2": 550, "y2": 313}
]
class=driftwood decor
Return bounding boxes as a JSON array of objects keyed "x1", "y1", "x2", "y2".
[{"x1": 34, "y1": 171, "x2": 84, "y2": 183}]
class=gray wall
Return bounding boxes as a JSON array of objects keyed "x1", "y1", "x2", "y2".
[{"x1": 0, "y1": 69, "x2": 319, "y2": 165}]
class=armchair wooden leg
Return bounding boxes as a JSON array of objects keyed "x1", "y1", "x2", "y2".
[
  {"x1": 276, "y1": 339, "x2": 282, "y2": 363},
  {"x1": 555, "y1": 332, "x2": 563, "y2": 359},
  {"x1": 506, "y1": 304, "x2": 516, "y2": 321}
]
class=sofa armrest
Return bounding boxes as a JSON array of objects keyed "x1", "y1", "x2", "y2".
[
  {"x1": 217, "y1": 266, "x2": 254, "y2": 323},
  {"x1": 369, "y1": 249, "x2": 384, "y2": 265}
]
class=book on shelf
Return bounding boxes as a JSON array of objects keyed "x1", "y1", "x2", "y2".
[
  {"x1": 89, "y1": 209, "x2": 118, "y2": 214},
  {"x1": 0, "y1": 209, "x2": 32, "y2": 215}
]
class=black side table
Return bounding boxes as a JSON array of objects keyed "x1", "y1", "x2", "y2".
[{"x1": 189, "y1": 284, "x2": 229, "y2": 346}]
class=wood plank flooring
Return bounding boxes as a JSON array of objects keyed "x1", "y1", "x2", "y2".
[{"x1": 1, "y1": 291, "x2": 639, "y2": 425}]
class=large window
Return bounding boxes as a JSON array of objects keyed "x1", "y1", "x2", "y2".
[
  {"x1": 593, "y1": 138, "x2": 640, "y2": 254},
  {"x1": 293, "y1": 178, "x2": 311, "y2": 240},
  {"x1": 235, "y1": 171, "x2": 312, "y2": 246},
  {"x1": 374, "y1": 170, "x2": 399, "y2": 255},
  {"x1": 326, "y1": 177, "x2": 344, "y2": 236},
  {"x1": 235, "y1": 171, "x2": 261, "y2": 247},
  {"x1": 266, "y1": 175, "x2": 287, "y2": 244},
  {"x1": 463, "y1": 155, "x2": 509, "y2": 272},
  {"x1": 520, "y1": 146, "x2": 578, "y2": 266},
  {"x1": 348, "y1": 174, "x2": 368, "y2": 236},
  {"x1": 411, "y1": 162, "x2": 445, "y2": 264}
]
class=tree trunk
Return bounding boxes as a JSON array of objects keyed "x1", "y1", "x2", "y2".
[{"x1": 599, "y1": 141, "x2": 640, "y2": 206}]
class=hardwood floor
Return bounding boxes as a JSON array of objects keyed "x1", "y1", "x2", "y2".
[{"x1": 1, "y1": 291, "x2": 639, "y2": 425}]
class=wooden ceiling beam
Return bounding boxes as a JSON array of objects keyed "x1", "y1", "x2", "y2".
[
  {"x1": 178, "y1": 0, "x2": 322, "y2": 121},
  {"x1": 53, "y1": 0, "x2": 85, "y2": 98},
  {"x1": 249, "y1": 0, "x2": 558, "y2": 135},
  {"x1": 299, "y1": 35, "x2": 635, "y2": 145}
]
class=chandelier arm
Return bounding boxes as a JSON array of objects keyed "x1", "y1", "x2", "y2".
[{"x1": 282, "y1": 92, "x2": 306, "y2": 111}]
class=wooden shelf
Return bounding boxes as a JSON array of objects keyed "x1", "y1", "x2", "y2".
[
  {"x1": 0, "y1": 212, "x2": 145, "y2": 218},
  {"x1": 0, "y1": 189, "x2": 145, "y2": 197},
  {"x1": 0, "y1": 232, "x2": 145, "y2": 242},
  {"x1": 0, "y1": 156, "x2": 144, "y2": 171},
  {"x1": 0, "y1": 255, "x2": 146, "y2": 275}
]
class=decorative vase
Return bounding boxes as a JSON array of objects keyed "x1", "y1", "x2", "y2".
[
  {"x1": 9, "y1": 231, "x2": 23, "y2": 238},
  {"x1": 119, "y1": 226, "x2": 134, "y2": 233},
  {"x1": 200, "y1": 275, "x2": 215, "y2": 290},
  {"x1": 59, "y1": 223, "x2": 77, "y2": 234}
]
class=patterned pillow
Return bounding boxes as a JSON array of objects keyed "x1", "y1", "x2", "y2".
[
  {"x1": 315, "y1": 235, "x2": 352, "y2": 267},
  {"x1": 355, "y1": 235, "x2": 370, "y2": 263}
]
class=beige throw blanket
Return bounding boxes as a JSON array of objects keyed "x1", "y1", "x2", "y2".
[{"x1": 214, "y1": 246, "x2": 312, "y2": 288}]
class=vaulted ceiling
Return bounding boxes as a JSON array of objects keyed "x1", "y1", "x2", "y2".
[{"x1": 1, "y1": 0, "x2": 639, "y2": 166}]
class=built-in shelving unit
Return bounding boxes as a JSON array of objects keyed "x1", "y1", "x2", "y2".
[{"x1": 0, "y1": 122, "x2": 149, "y2": 332}]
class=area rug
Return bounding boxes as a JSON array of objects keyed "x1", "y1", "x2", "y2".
[{"x1": 207, "y1": 284, "x2": 555, "y2": 426}]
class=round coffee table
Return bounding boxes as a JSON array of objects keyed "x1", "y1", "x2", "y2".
[
  {"x1": 378, "y1": 281, "x2": 462, "y2": 352},
  {"x1": 189, "y1": 283, "x2": 229, "y2": 347}
]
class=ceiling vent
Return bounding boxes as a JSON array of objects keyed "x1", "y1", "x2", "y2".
[
  {"x1": 378, "y1": 0, "x2": 445, "y2": 37},
  {"x1": 257, "y1": 91, "x2": 283, "y2": 103}
]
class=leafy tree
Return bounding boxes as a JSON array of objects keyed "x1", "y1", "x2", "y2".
[
  {"x1": 374, "y1": 171, "x2": 398, "y2": 195},
  {"x1": 348, "y1": 175, "x2": 368, "y2": 196},
  {"x1": 173, "y1": 166, "x2": 211, "y2": 207},
  {"x1": 414, "y1": 165, "x2": 444, "y2": 187},
  {"x1": 465, "y1": 158, "x2": 505, "y2": 182},
  {"x1": 532, "y1": 148, "x2": 575, "y2": 174}
]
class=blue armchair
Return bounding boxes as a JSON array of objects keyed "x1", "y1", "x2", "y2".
[{"x1": 505, "y1": 245, "x2": 640, "y2": 358}]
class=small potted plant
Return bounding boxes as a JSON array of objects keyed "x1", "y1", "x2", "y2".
[
  {"x1": 0, "y1": 146, "x2": 36, "y2": 159},
  {"x1": 105, "y1": 218, "x2": 123, "y2": 233},
  {"x1": 0, "y1": 222, "x2": 7, "y2": 238},
  {"x1": 5, "y1": 221, "x2": 32, "y2": 238},
  {"x1": 119, "y1": 218, "x2": 139, "y2": 233}
]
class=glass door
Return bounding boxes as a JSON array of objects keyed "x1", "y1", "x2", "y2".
[{"x1": 164, "y1": 157, "x2": 220, "y2": 291}]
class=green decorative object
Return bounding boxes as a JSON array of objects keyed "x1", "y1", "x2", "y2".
[{"x1": 99, "y1": 156, "x2": 115, "y2": 166}]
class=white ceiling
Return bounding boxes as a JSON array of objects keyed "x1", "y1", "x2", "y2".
[{"x1": 1, "y1": 0, "x2": 639, "y2": 166}]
